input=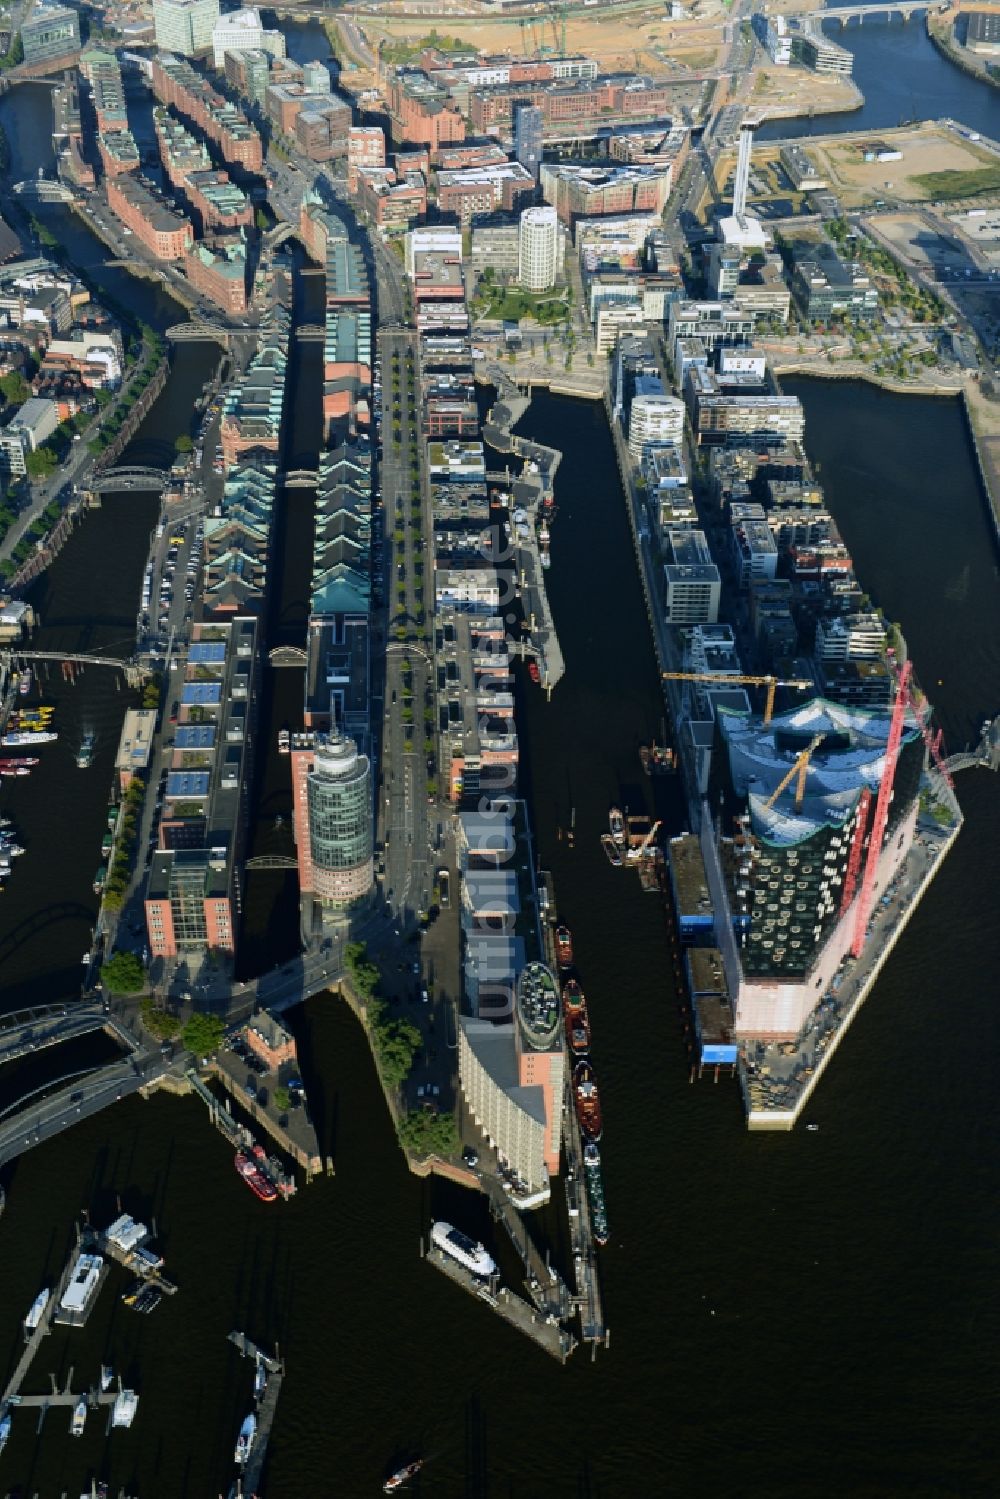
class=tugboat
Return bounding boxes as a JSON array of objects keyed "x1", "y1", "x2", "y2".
[
  {"x1": 76, "y1": 731, "x2": 95, "y2": 769},
  {"x1": 384, "y1": 1459, "x2": 425, "y2": 1493},
  {"x1": 234, "y1": 1412, "x2": 256, "y2": 1465},
  {"x1": 609, "y1": 806, "x2": 625, "y2": 848},
  {"x1": 527, "y1": 659, "x2": 540, "y2": 684},
  {"x1": 583, "y1": 1142, "x2": 609, "y2": 1246},
  {"x1": 554, "y1": 925, "x2": 573, "y2": 968},
  {"x1": 235, "y1": 1147, "x2": 278, "y2": 1202},
  {"x1": 564, "y1": 984, "x2": 591, "y2": 1056},
  {"x1": 277, "y1": 727, "x2": 290, "y2": 754},
  {"x1": 573, "y1": 1060, "x2": 603, "y2": 1141}
]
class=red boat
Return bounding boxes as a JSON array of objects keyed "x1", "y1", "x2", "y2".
[
  {"x1": 554, "y1": 925, "x2": 573, "y2": 968},
  {"x1": 573, "y1": 1061, "x2": 603, "y2": 1142},
  {"x1": 565, "y1": 992, "x2": 591, "y2": 1056},
  {"x1": 235, "y1": 1148, "x2": 278, "y2": 1202},
  {"x1": 528, "y1": 660, "x2": 540, "y2": 684}
]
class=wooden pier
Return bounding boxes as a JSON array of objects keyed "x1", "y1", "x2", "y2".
[
  {"x1": 1, "y1": 1237, "x2": 81, "y2": 1412},
  {"x1": 10, "y1": 1371, "x2": 118, "y2": 1434},
  {"x1": 423, "y1": 1239, "x2": 574, "y2": 1363},
  {"x1": 226, "y1": 1331, "x2": 285, "y2": 1499}
]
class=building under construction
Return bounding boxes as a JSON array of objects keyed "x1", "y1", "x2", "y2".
[{"x1": 704, "y1": 693, "x2": 925, "y2": 1039}]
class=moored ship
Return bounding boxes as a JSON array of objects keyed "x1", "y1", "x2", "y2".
[
  {"x1": 609, "y1": 805, "x2": 625, "y2": 847},
  {"x1": 528, "y1": 659, "x2": 540, "y2": 684},
  {"x1": 574, "y1": 1061, "x2": 603, "y2": 1141},
  {"x1": 70, "y1": 1397, "x2": 87, "y2": 1437},
  {"x1": 554, "y1": 924, "x2": 573, "y2": 968},
  {"x1": 234, "y1": 1412, "x2": 256, "y2": 1465},
  {"x1": 384, "y1": 1459, "x2": 425, "y2": 1493},
  {"x1": 18, "y1": 667, "x2": 31, "y2": 695},
  {"x1": 583, "y1": 1142, "x2": 609, "y2": 1246},
  {"x1": 2, "y1": 729, "x2": 57, "y2": 746},
  {"x1": 278, "y1": 727, "x2": 290, "y2": 754},
  {"x1": 235, "y1": 1148, "x2": 278, "y2": 1202},
  {"x1": 430, "y1": 1220, "x2": 496, "y2": 1278},
  {"x1": 565, "y1": 992, "x2": 591, "y2": 1056},
  {"x1": 600, "y1": 832, "x2": 622, "y2": 866},
  {"x1": 24, "y1": 1286, "x2": 49, "y2": 1335}
]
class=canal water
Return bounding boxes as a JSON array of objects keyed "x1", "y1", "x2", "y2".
[
  {"x1": 758, "y1": 15, "x2": 999, "y2": 141},
  {"x1": 0, "y1": 34, "x2": 998, "y2": 1495}
]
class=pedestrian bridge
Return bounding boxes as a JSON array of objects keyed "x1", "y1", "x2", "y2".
[
  {"x1": 166, "y1": 321, "x2": 256, "y2": 347},
  {"x1": 269, "y1": 645, "x2": 307, "y2": 666},
  {"x1": 942, "y1": 714, "x2": 1000, "y2": 776},
  {"x1": 0, "y1": 648, "x2": 146, "y2": 687},
  {"x1": 92, "y1": 465, "x2": 169, "y2": 493},
  {"x1": 265, "y1": 221, "x2": 298, "y2": 251},
  {"x1": 282, "y1": 469, "x2": 318, "y2": 488},
  {"x1": 295, "y1": 325, "x2": 324, "y2": 341}
]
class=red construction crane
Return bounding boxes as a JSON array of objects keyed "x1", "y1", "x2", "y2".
[
  {"x1": 839, "y1": 786, "x2": 871, "y2": 919},
  {"x1": 851, "y1": 659, "x2": 912, "y2": 959}
]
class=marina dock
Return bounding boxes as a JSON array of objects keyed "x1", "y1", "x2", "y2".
[
  {"x1": 1, "y1": 1236, "x2": 81, "y2": 1412},
  {"x1": 423, "y1": 1236, "x2": 574, "y2": 1363},
  {"x1": 226, "y1": 1331, "x2": 285, "y2": 1499}
]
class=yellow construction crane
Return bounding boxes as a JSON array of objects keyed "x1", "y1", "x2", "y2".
[
  {"x1": 762, "y1": 734, "x2": 825, "y2": 813},
  {"x1": 660, "y1": 672, "x2": 814, "y2": 725}
]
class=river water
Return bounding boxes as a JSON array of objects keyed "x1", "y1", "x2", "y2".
[
  {"x1": 758, "y1": 14, "x2": 999, "y2": 141},
  {"x1": 0, "y1": 36, "x2": 999, "y2": 1499}
]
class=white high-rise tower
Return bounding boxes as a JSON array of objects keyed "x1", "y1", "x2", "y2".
[{"x1": 733, "y1": 118, "x2": 756, "y2": 221}]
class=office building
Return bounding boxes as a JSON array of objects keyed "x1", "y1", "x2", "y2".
[
  {"x1": 791, "y1": 19, "x2": 853, "y2": 74},
  {"x1": 144, "y1": 617, "x2": 258, "y2": 964},
  {"x1": 153, "y1": 0, "x2": 220, "y2": 57},
  {"x1": 20, "y1": 6, "x2": 80, "y2": 67},
  {"x1": 513, "y1": 101, "x2": 543, "y2": 179},
  {"x1": 790, "y1": 240, "x2": 879, "y2": 324},
  {"x1": 517, "y1": 205, "x2": 560, "y2": 292},
  {"x1": 628, "y1": 390, "x2": 685, "y2": 462},
  {"x1": 664, "y1": 529, "x2": 721, "y2": 625},
  {"x1": 966, "y1": 11, "x2": 1000, "y2": 54},
  {"x1": 225, "y1": 47, "x2": 271, "y2": 106},
  {"x1": 211, "y1": 7, "x2": 285, "y2": 69},
  {"x1": 290, "y1": 732, "x2": 374, "y2": 913}
]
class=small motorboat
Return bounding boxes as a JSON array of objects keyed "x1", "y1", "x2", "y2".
[
  {"x1": 384, "y1": 1459, "x2": 425, "y2": 1493},
  {"x1": 70, "y1": 1397, "x2": 87, "y2": 1436}
]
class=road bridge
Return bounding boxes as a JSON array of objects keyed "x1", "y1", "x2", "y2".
[
  {"x1": 295, "y1": 324, "x2": 324, "y2": 341},
  {"x1": 91, "y1": 465, "x2": 169, "y2": 493},
  {"x1": 265, "y1": 221, "x2": 298, "y2": 251},
  {"x1": 0, "y1": 1050, "x2": 163, "y2": 1171},
  {"x1": 165, "y1": 322, "x2": 257, "y2": 347},
  {"x1": 0, "y1": 648, "x2": 146, "y2": 688},
  {"x1": 0, "y1": 1001, "x2": 120, "y2": 1069},
  {"x1": 245, "y1": 854, "x2": 298, "y2": 870},
  {"x1": 806, "y1": 0, "x2": 930, "y2": 19},
  {"x1": 269, "y1": 645, "x2": 307, "y2": 666},
  {"x1": 282, "y1": 469, "x2": 318, "y2": 487}
]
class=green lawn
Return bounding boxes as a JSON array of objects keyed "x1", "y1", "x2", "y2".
[
  {"x1": 475, "y1": 287, "x2": 570, "y2": 326},
  {"x1": 912, "y1": 166, "x2": 1000, "y2": 200}
]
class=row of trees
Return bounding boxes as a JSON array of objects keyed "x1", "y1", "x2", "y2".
[{"x1": 100, "y1": 774, "x2": 148, "y2": 912}]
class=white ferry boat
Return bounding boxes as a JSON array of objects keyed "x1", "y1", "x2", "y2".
[
  {"x1": 24, "y1": 1286, "x2": 49, "y2": 1334},
  {"x1": 60, "y1": 1253, "x2": 103, "y2": 1316},
  {"x1": 431, "y1": 1221, "x2": 496, "y2": 1278}
]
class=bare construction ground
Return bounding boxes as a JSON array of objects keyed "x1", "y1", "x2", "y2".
[
  {"x1": 349, "y1": 1, "x2": 729, "y2": 76},
  {"x1": 812, "y1": 126, "x2": 1000, "y2": 208},
  {"x1": 874, "y1": 212, "x2": 972, "y2": 274}
]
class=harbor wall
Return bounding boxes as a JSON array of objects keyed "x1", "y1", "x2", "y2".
[{"x1": 744, "y1": 812, "x2": 965, "y2": 1130}]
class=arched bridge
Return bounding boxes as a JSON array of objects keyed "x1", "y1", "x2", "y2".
[
  {"x1": 265, "y1": 221, "x2": 299, "y2": 251},
  {"x1": 269, "y1": 646, "x2": 307, "y2": 666},
  {"x1": 0, "y1": 1001, "x2": 118, "y2": 1069},
  {"x1": 0, "y1": 648, "x2": 147, "y2": 688},
  {"x1": 282, "y1": 469, "x2": 318, "y2": 488},
  {"x1": 91, "y1": 465, "x2": 169, "y2": 493},
  {"x1": 246, "y1": 854, "x2": 298, "y2": 870}
]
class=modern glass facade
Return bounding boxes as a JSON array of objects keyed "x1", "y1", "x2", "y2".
[
  {"x1": 305, "y1": 734, "x2": 373, "y2": 908},
  {"x1": 153, "y1": 0, "x2": 220, "y2": 57},
  {"x1": 21, "y1": 7, "x2": 81, "y2": 65}
]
